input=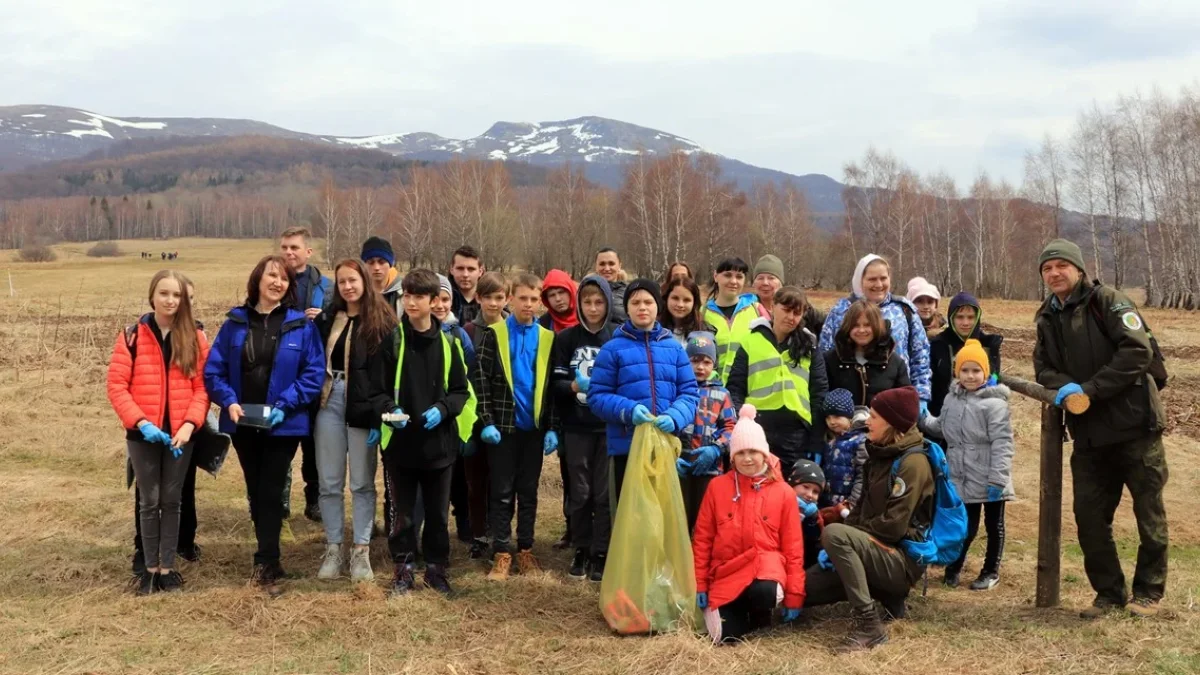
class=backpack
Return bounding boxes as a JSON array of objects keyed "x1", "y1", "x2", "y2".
[
  {"x1": 890, "y1": 440, "x2": 968, "y2": 567},
  {"x1": 123, "y1": 324, "x2": 139, "y2": 359},
  {"x1": 1086, "y1": 284, "x2": 1169, "y2": 390}
]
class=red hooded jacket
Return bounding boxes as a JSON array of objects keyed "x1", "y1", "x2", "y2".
[
  {"x1": 539, "y1": 269, "x2": 579, "y2": 333},
  {"x1": 692, "y1": 454, "x2": 806, "y2": 610}
]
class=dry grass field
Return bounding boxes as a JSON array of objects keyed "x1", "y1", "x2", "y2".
[{"x1": 1, "y1": 238, "x2": 1197, "y2": 674}]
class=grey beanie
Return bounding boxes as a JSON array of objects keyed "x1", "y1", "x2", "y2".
[
  {"x1": 752, "y1": 254, "x2": 785, "y2": 284},
  {"x1": 1039, "y1": 239, "x2": 1086, "y2": 274}
]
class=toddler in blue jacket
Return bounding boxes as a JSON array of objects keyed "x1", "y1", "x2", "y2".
[{"x1": 820, "y1": 388, "x2": 869, "y2": 509}]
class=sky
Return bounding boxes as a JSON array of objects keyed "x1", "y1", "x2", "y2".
[{"x1": 4, "y1": 0, "x2": 1200, "y2": 186}]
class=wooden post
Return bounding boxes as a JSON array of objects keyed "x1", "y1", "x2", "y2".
[{"x1": 1036, "y1": 403, "x2": 1064, "y2": 608}]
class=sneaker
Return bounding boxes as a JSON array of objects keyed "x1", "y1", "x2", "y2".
[
  {"x1": 131, "y1": 549, "x2": 147, "y2": 576},
  {"x1": 552, "y1": 533, "x2": 572, "y2": 550},
  {"x1": 317, "y1": 544, "x2": 344, "y2": 580},
  {"x1": 589, "y1": 554, "x2": 606, "y2": 583},
  {"x1": 1127, "y1": 596, "x2": 1161, "y2": 618},
  {"x1": 1079, "y1": 597, "x2": 1126, "y2": 620},
  {"x1": 569, "y1": 549, "x2": 589, "y2": 580},
  {"x1": 280, "y1": 520, "x2": 295, "y2": 544},
  {"x1": 468, "y1": 538, "x2": 489, "y2": 560},
  {"x1": 424, "y1": 564, "x2": 452, "y2": 595},
  {"x1": 837, "y1": 606, "x2": 888, "y2": 652},
  {"x1": 157, "y1": 570, "x2": 184, "y2": 593},
  {"x1": 304, "y1": 503, "x2": 322, "y2": 523},
  {"x1": 516, "y1": 549, "x2": 541, "y2": 575},
  {"x1": 390, "y1": 562, "x2": 416, "y2": 597},
  {"x1": 349, "y1": 548, "x2": 374, "y2": 583},
  {"x1": 970, "y1": 572, "x2": 1000, "y2": 591},
  {"x1": 943, "y1": 570, "x2": 960, "y2": 588},
  {"x1": 135, "y1": 571, "x2": 156, "y2": 596},
  {"x1": 487, "y1": 552, "x2": 513, "y2": 581},
  {"x1": 177, "y1": 544, "x2": 202, "y2": 563}
]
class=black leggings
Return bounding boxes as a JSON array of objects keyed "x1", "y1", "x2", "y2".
[
  {"x1": 135, "y1": 457, "x2": 198, "y2": 554},
  {"x1": 948, "y1": 501, "x2": 1006, "y2": 577},
  {"x1": 717, "y1": 580, "x2": 779, "y2": 643},
  {"x1": 233, "y1": 431, "x2": 298, "y2": 566}
]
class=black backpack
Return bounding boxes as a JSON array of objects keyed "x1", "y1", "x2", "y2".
[{"x1": 1087, "y1": 283, "x2": 1169, "y2": 390}]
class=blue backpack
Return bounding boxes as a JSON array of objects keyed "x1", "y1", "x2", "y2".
[{"x1": 890, "y1": 440, "x2": 968, "y2": 567}]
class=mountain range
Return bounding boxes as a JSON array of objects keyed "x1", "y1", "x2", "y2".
[{"x1": 0, "y1": 104, "x2": 844, "y2": 213}]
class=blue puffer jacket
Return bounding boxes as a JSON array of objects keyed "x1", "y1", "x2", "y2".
[
  {"x1": 204, "y1": 306, "x2": 326, "y2": 436},
  {"x1": 822, "y1": 427, "x2": 867, "y2": 506},
  {"x1": 818, "y1": 293, "x2": 932, "y2": 401},
  {"x1": 588, "y1": 321, "x2": 700, "y2": 457}
]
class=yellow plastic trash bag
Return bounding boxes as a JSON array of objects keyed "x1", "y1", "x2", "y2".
[{"x1": 600, "y1": 425, "x2": 700, "y2": 634}]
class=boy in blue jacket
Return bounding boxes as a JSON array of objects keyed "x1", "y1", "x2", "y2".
[{"x1": 588, "y1": 278, "x2": 700, "y2": 510}]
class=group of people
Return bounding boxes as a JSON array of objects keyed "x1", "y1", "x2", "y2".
[
  {"x1": 106, "y1": 230, "x2": 1170, "y2": 650},
  {"x1": 141, "y1": 251, "x2": 179, "y2": 260}
]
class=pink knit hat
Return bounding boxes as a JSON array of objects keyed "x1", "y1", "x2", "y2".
[{"x1": 729, "y1": 404, "x2": 770, "y2": 458}]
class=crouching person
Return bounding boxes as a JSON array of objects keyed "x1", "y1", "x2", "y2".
[
  {"x1": 692, "y1": 405, "x2": 805, "y2": 644},
  {"x1": 803, "y1": 386, "x2": 933, "y2": 651}
]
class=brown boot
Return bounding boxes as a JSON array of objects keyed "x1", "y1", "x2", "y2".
[
  {"x1": 1080, "y1": 596, "x2": 1126, "y2": 620},
  {"x1": 1127, "y1": 596, "x2": 1161, "y2": 618},
  {"x1": 838, "y1": 606, "x2": 888, "y2": 652},
  {"x1": 516, "y1": 549, "x2": 541, "y2": 574},
  {"x1": 487, "y1": 553, "x2": 512, "y2": 581}
]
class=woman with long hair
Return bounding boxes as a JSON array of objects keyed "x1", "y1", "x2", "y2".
[
  {"x1": 824, "y1": 300, "x2": 911, "y2": 407},
  {"x1": 314, "y1": 259, "x2": 397, "y2": 582},
  {"x1": 659, "y1": 277, "x2": 712, "y2": 346},
  {"x1": 703, "y1": 257, "x2": 762, "y2": 382},
  {"x1": 108, "y1": 270, "x2": 210, "y2": 596},
  {"x1": 204, "y1": 255, "x2": 325, "y2": 596},
  {"x1": 660, "y1": 261, "x2": 694, "y2": 290}
]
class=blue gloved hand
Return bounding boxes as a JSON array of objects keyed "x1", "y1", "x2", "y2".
[
  {"x1": 631, "y1": 405, "x2": 654, "y2": 425},
  {"x1": 919, "y1": 400, "x2": 929, "y2": 418},
  {"x1": 817, "y1": 549, "x2": 834, "y2": 571},
  {"x1": 422, "y1": 406, "x2": 443, "y2": 430},
  {"x1": 575, "y1": 369, "x2": 590, "y2": 393},
  {"x1": 481, "y1": 425, "x2": 501, "y2": 445},
  {"x1": 386, "y1": 408, "x2": 408, "y2": 429},
  {"x1": 543, "y1": 431, "x2": 559, "y2": 456},
  {"x1": 676, "y1": 457, "x2": 693, "y2": 477},
  {"x1": 696, "y1": 592, "x2": 708, "y2": 609},
  {"x1": 798, "y1": 498, "x2": 819, "y2": 520},
  {"x1": 1055, "y1": 382, "x2": 1084, "y2": 407},
  {"x1": 809, "y1": 452, "x2": 823, "y2": 467},
  {"x1": 985, "y1": 373, "x2": 1000, "y2": 388},
  {"x1": 366, "y1": 429, "x2": 381, "y2": 447},
  {"x1": 987, "y1": 485, "x2": 1005, "y2": 502},
  {"x1": 139, "y1": 423, "x2": 171, "y2": 446},
  {"x1": 169, "y1": 444, "x2": 183, "y2": 459},
  {"x1": 690, "y1": 445, "x2": 720, "y2": 475},
  {"x1": 266, "y1": 408, "x2": 286, "y2": 428},
  {"x1": 653, "y1": 414, "x2": 676, "y2": 433},
  {"x1": 782, "y1": 608, "x2": 802, "y2": 623}
]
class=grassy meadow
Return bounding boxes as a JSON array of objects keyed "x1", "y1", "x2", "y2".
[{"x1": 0, "y1": 238, "x2": 1197, "y2": 674}]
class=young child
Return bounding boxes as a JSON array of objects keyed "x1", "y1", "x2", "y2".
[
  {"x1": 538, "y1": 269, "x2": 579, "y2": 333},
  {"x1": 692, "y1": 405, "x2": 805, "y2": 644},
  {"x1": 473, "y1": 273, "x2": 559, "y2": 580},
  {"x1": 365, "y1": 269, "x2": 471, "y2": 597},
  {"x1": 550, "y1": 274, "x2": 615, "y2": 581},
  {"x1": 788, "y1": 459, "x2": 826, "y2": 569},
  {"x1": 676, "y1": 331, "x2": 737, "y2": 534},
  {"x1": 820, "y1": 388, "x2": 869, "y2": 510},
  {"x1": 919, "y1": 339, "x2": 1013, "y2": 591}
]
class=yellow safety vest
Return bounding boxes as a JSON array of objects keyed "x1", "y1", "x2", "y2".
[
  {"x1": 492, "y1": 319, "x2": 554, "y2": 428},
  {"x1": 741, "y1": 330, "x2": 812, "y2": 424},
  {"x1": 704, "y1": 302, "x2": 760, "y2": 382},
  {"x1": 379, "y1": 327, "x2": 478, "y2": 449}
]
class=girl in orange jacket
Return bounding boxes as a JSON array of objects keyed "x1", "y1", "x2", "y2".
[
  {"x1": 107, "y1": 270, "x2": 210, "y2": 596},
  {"x1": 692, "y1": 404, "x2": 805, "y2": 644}
]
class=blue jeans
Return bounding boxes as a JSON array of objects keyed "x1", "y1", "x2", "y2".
[{"x1": 314, "y1": 379, "x2": 377, "y2": 546}]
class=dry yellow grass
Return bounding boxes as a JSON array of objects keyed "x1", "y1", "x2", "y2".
[{"x1": 0, "y1": 239, "x2": 1197, "y2": 674}]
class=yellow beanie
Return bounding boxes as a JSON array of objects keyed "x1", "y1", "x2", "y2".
[{"x1": 955, "y1": 339, "x2": 990, "y2": 377}]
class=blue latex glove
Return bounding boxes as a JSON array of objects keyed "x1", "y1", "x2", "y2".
[
  {"x1": 782, "y1": 608, "x2": 802, "y2": 623},
  {"x1": 266, "y1": 408, "x2": 286, "y2": 428},
  {"x1": 575, "y1": 369, "x2": 591, "y2": 393},
  {"x1": 690, "y1": 446, "x2": 720, "y2": 475},
  {"x1": 696, "y1": 592, "x2": 708, "y2": 609},
  {"x1": 422, "y1": 406, "x2": 443, "y2": 430},
  {"x1": 631, "y1": 405, "x2": 654, "y2": 425},
  {"x1": 987, "y1": 485, "x2": 1005, "y2": 502},
  {"x1": 817, "y1": 549, "x2": 834, "y2": 571},
  {"x1": 676, "y1": 457, "x2": 693, "y2": 477},
  {"x1": 653, "y1": 414, "x2": 676, "y2": 433},
  {"x1": 798, "y1": 498, "x2": 819, "y2": 520},
  {"x1": 386, "y1": 408, "x2": 408, "y2": 429},
  {"x1": 1055, "y1": 382, "x2": 1084, "y2": 407},
  {"x1": 543, "y1": 431, "x2": 559, "y2": 456},
  {"x1": 985, "y1": 373, "x2": 1000, "y2": 388},
  {"x1": 919, "y1": 400, "x2": 929, "y2": 418},
  {"x1": 139, "y1": 423, "x2": 171, "y2": 446},
  {"x1": 366, "y1": 429, "x2": 381, "y2": 447},
  {"x1": 169, "y1": 444, "x2": 183, "y2": 460},
  {"x1": 481, "y1": 425, "x2": 502, "y2": 445},
  {"x1": 809, "y1": 451, "x2": 823, "y2": 467}
]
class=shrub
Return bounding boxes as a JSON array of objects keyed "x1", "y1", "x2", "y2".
[
  {"x1": 16, "y1": 245, "x2": 56, "y2": 263},
  {"x1": 86, "y1": 241, "x2": 122, "y2": 258}
]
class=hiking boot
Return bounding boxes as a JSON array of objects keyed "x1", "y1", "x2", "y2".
[
  {"x1": 1079, "y1": 597, "x2": 1126, "y2": 620},
  {"x1": 970, "y1": 572, "x2": 1000, "y2": 591},
  {"x1": 157, "y1": 570, "x2": 184, "y2": 593},
  {"x1": 252, "y1": 563, "x2": 286, "y2": 599},
  {"x1": 589, "y1": 554, "x2": 606, "y2": 583},
  {"x1": 349, "y1": 547, "x2": 374, "y2": 583},
  {"x1": 317, "y1": 544, "x2": 344, "y2": 580},
  {"x1": 177, "y1": 544, "x2": 202, "y2": 563},
  {"x1": 516, "y1": 549, "x2": 541, "y2": 574},
  {"x1": 135, "y1": 571, "x2": 157, "y2": 597},
  {"x1": 468, "y1": 538, "x2": 489, "y2": 560},
  {"x1": 304, "y1": 503, "x2": 322, "y2": 523},
  {"x1": 569, "y1": 548, "x2": 589, "y2": 580},
  {"x1": 487, "y1": 553, "x2": 513, "y2": 581},
  {"x1": 1127, "y1": 596, "x2": 1161, "y2": 618},
  {"x1": 552, "y1": 533, "x2": 572, "y2": 550},
  {"x1": 878, "y1": 592, "x2": 908, "y2": 622},
  {"x1": 943, "y1": 570, "x2": 960, "y2": 588},
  {"x1": 424, "y1": 564, "x2": 452, "y2": 595},
  {"x1": 131, "y1": 549, "x2": 147, "y2": 576},
  {"x1": 838, "y1": 606, "x2": 888, "y2": 652},
  {"x1": 390, "y1": 561, "x2": 416, "y2": 597}
]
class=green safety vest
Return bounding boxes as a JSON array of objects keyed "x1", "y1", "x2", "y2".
[
  {"x1": 379, "y1": 327, "x2": 478, "y2": 449},
  {"x1": 491, "y1": 319, "x2": 553, "y2": 428},
  {"x1": 741, "y1": 331, "x2": 812, "y2": 424},
  {"x1": 704, "y1": 303, "x2": 760, "y2": 382}
]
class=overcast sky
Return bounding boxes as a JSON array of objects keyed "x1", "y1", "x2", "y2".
[{"x1": 4, "y1": 0, "x2": 1199, "y2": 185}]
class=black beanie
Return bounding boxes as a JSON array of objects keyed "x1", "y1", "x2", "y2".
[
  {"x1": 360, "y1": 236, "x2": 395, "y2": 266},
  {"x1": 624, "y1": 278, "x2": 662, "y2": 315}
]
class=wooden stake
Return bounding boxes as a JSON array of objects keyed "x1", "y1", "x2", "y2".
[
  {"x1": 1036, "y1": 403, "x2": 1064, "y2": 608},
  {"x1": 1004, "y1": 374, "x2": 1090, "y2": 414}
]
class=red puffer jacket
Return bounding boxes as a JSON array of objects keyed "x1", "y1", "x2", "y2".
[
  {"x1": 107, "y1": 318, "x2": 211, "y2": 435},
  {"x1": 692, "y1": 456, "x2": 806, "y2": 610}
]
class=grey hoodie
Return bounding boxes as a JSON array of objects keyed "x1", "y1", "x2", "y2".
[{"x1": 919, "y1": 382, "x2": 1015, "y2": 504}]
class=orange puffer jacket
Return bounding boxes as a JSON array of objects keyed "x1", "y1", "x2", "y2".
[
  {"x1": 692, "y1": 456, "x2": 806, "y2": 610},
  {"x1": 107, "y1": 318, "x2": 211, "y2": 434}
]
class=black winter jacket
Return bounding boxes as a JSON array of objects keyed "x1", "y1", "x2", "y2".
[
  {"x1": 929, "y1": 331, "x2": 1003, "y2": 417},
  {"x1": 317, "y1": 311, "x2": 390, "y2": 429},
  {"x1": 824, "y1": 332, "x2": 912, "y2": 409}
]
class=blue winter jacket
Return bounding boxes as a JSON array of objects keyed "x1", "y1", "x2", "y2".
[
  {"x1": 204, "y1": 306, "x2": 326, "y2": 436},
  {"x1": 818, "y1": 293, "x2": 932, "y2": 401},
  {"x1": 822, "y1": 427, "x2": 867, "y2": 506},
  {"x1": 588, "y1": 321, "x2": 700, "y2": 457}
]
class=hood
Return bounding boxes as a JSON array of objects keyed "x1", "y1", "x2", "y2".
[
  {"x1": 616, "y1": 320, "x2": 673, "y2": 343},
  {"x1": 440, "y1": 310, "x2": 460, "y2": 330},
  {"x1": 698, "y1": 374, "x2": 726, "y2": 390},
  {"x1": 951, "y1": 380, "x2": 1011, "y2": 401},
  {"x1": 403, "y1": 313, "x2": 442, "y2": 340},
  {"x1": 729, "y1": 452, "x2": 785, "y2": 502},
  {"x1": 865, "y1": 425, "x2": 924, "y2": 461},
  {"x1": 948, "y1": 291, "x2": 982, "y2": 340},
  {"x1": 541, "y1": 269, "x2": 579, "y2": 331},
  {"x1": 384, "y1": 267, "x2": 403, "y2": 296},
  {"x1": 706, "y1": 292, "x2": 760, "y2": 317},
  {"x1": 576, "y1": 274, "x2": 614, "y2": 333},
  {"x1": 851, "y1": 254, "x2": 886, "y2": 299}
]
